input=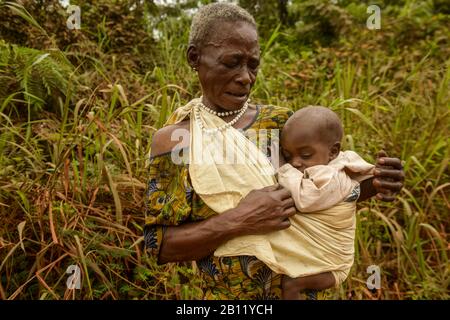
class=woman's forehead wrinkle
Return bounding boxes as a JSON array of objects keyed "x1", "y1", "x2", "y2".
[
  {"x1": 205, "y1": 36, "x2": 255, "y2": 47},
  {"x1": 203, "y1": 21, "x2": 258, "y2": 49},
  {"x1": 204, "y1": 41, "x2": 223, "y2": 48},
  {"x1": 204, "y1": 43, "x2": 259, "y2": 60}
]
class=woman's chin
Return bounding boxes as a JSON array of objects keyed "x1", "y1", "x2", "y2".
[{"x1": 223, "y1": 93, "x2": 249, "y2": 108}]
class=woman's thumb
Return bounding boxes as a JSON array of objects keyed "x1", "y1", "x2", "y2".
[{"x1": 260, "y1": 183, "x2": 280, "y2": 192}]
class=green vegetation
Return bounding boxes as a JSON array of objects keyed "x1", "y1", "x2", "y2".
[{"x1": 0, "y1": 0, "x2": 448, "y2": 299}]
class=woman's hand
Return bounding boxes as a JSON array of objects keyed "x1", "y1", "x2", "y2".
[
  {"x1": 358, "y1": 151, "x2": 405, "y2": 202},
  {"x1": 358, "y1": 150, "x2": 404, "y2": 202},
  {"x1": 227, "y1": 184, "x2": 297, "y2": 236},
  {"x1": 373, "y1": 150, "x2": 404, "y2": 201},
  {"x1": 158, "y1": 183, "x2": 295, "y2": 263}
]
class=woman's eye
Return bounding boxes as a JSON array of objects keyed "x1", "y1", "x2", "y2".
[
  {"x1": 301, "y1": 154, "x2": 312, "y2": 159},
  {"x1": 223, "y1": 60, "x2": 239, "y2": 68},
  {"x1": 248, "y1": 60, "x2": 260, "y2": 70}
]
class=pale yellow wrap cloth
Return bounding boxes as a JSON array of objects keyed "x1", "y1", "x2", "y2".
[
  {"x1": 216, "y1": 151, "x2": 374, "y2": 285},
  {"x1": 166, "y1": 99, "x2": 373, "y2": 285},
  {"x1": 165, "y1": 98, "x2": 276, "y2": 214}
]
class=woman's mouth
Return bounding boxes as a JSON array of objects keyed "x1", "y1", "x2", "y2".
[{"x1": 226, "y1": 92, "x2": 248, "y2": 101}]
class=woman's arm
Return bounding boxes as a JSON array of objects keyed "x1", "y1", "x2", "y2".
[
  {"x1": 149, "y1": 125, "x2": 295, "y2": 263},
  {"x1": 159, "y1": 211, "x2": 239, "y2": 263},
  {"x1": 358, "y1": 150, "x2": 404, "y2": 202},
  {"x1": 158, "y1": 185, "x2": 296, "y2": 263}
]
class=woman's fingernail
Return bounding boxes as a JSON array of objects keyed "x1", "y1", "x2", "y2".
[{"x1": 379, "y1": 159, "x2": 385, "y2": 164}]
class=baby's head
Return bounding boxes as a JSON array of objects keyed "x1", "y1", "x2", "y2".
[{"x1": 281, "y1": 106, "x2": 343, "y2": 172}]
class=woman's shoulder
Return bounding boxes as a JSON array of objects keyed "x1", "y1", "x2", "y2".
[
  {"x1": 260, "y1": 104, "x2": 293, "y2": 113},
  {"x1": 150, "y1": 120, "x2": 190, "y2": 158},
  {"x1": 253, "y1": 104, "x2": 294, "y2": 130}
]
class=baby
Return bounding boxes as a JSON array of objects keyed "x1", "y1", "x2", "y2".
[
  {"x1": 215, "y1": 105, "x2": 375, "y2": 299},
  {"x1": 277, "y1": 106, "x2": 375, "y2": 299}
]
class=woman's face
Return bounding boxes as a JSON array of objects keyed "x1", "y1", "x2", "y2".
[{"x1": 192, "y1": 21, "x2": 260, "y2": 111}]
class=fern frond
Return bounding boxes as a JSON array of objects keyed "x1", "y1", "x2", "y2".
[{"x1": 0, "y1": 41, "x2": 74, "y2": 112}]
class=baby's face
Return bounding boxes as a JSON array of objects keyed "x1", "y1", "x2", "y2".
[
  {"x1": 281, "y1": 140, "x2": 331, "y2": 172},
  {"x1": 280, "y1": 127, "x2": 334, "y2": 173}
]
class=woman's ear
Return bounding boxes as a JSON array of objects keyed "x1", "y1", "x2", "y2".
[
  {"x1": 187, "y1": 45, "x2": 200, "y2": 70},
  {"x1": 329, "y1": 142, "x2": 341, "y2": 161}
]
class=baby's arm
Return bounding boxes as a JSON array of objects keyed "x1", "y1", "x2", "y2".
[{"x1": 277, "y1": 164, "x2": 354, "y2": 212}]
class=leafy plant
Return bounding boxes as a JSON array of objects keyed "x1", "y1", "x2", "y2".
[{"x1": 0, "y1": 40, "x2": 74, "y2": 114}]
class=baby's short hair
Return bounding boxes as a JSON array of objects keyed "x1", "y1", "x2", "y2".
[{"x1": 285, "y1": 106, "x2": 343, "y2": 146}]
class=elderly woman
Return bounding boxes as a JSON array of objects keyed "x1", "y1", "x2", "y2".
[{"x1": 144, "y1": 3, "x2": 403, "y2": 300}]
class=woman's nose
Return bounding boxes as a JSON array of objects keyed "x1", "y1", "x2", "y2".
[{"x1": 236, "y1": 65, "x2": 252, "y2": 86}]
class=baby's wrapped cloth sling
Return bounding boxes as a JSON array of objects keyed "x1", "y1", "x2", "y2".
[
  {"x1": 165, "y1": 99, "x2": 373, "y2": 282},
  {"x1": 216, "y1": 151, "x2": 374, "y2": 282}
]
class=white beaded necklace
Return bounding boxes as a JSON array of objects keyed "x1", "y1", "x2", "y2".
[
  {"x1": 194, "y1": 100, "x2": 249, "y2": 134},
  {"x1": 198, "y1": 100, "x2": 241, "y2": 117}
]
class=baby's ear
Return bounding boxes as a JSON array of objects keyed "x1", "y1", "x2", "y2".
[{"x1": 329, "y1": 142, "x2": 341, "y2": 161}]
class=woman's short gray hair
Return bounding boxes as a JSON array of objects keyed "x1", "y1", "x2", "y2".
[{"x1": 188, "y1": 3, "x2": 257, "y2": 47}]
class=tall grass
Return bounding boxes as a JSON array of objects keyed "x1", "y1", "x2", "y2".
[{"x1": 0, "y1": 2, "x2": 448, "y2": 300}]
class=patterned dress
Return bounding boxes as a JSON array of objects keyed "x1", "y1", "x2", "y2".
[{"x1": 144, "y1": 105, "x2": 293, "y2": 299}]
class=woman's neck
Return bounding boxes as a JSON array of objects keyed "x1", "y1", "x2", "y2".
[{"x1": 201, "y1": 96, "x2": 243, "y2": 113}]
